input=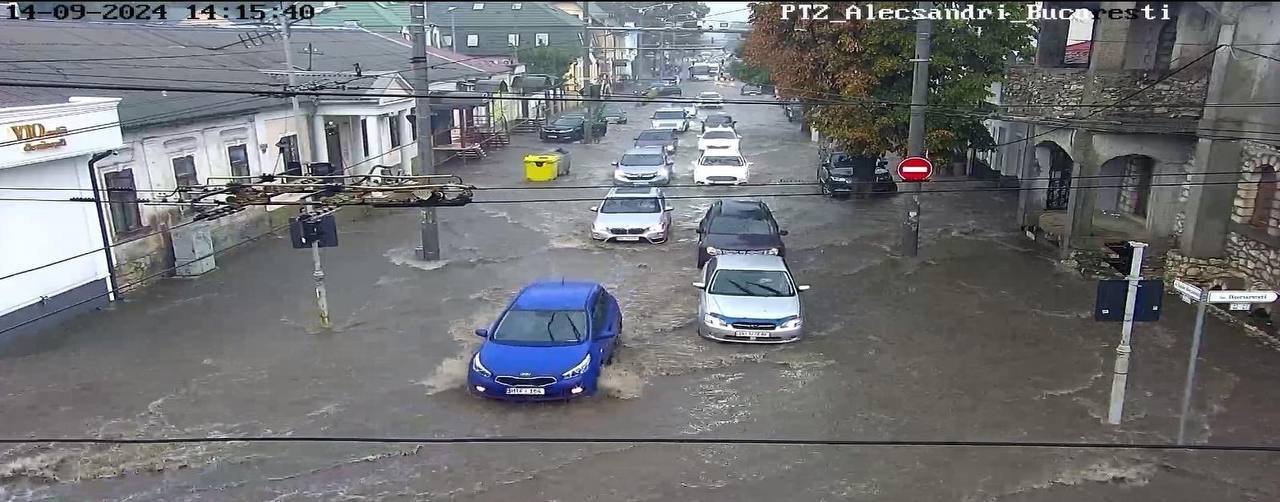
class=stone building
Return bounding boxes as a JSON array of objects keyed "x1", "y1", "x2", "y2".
[{"x1": 993, "y1": 1, "x2": 1279, "y2": 315}]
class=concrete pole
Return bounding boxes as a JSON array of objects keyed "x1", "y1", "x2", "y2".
[
  {"x1": 1106, "y1": 241, "x2": 1146, "y2": 425},
  {"x1": 281, "y1": 2, "x2": 329, "y2": 329},
  {"x1": 411, "y1": 2, "x2": 440, "y2": 261},
  {"x1": 582, "y1": 1, "x2": 594, "y2": 144},
  {"x1": 1177, "y1": 291, "x2": 1209, "y2": 443},
  {"x1": 901, "y1": 0, "x2": 931, "y2": 258}
]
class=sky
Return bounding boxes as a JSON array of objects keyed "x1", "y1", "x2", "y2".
[{"x1": 703, "y1": 1, "x2": 752, "y2": 23}]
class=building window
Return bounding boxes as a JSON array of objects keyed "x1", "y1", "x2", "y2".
[
  {"x1": 389, "y1": 115, "x2": 401, "y2": 148},
  {"x1": 508, "y1": 33, "x2": 520, "y2": 47},
  {"x1": 104, "y1": 170, "x2": 142, "y2": 234},
  {"x1": 172, "y1": 155, "x2": 197, "y2": 187},
  {"x1": 227, "y1": 144, "x2": 250, "y2": 178},
  {"x1": 1252, "y1": 165, "x2": 1277, "y2": 228},
  {"x1": 472, "y1": 3, "x2": 483, "y2": 10},
  {"x1": 535, "y1": 33, "x2": 549, "y2": 47},
  {"x1": 511, "y1": 3, "x2": 521, "y2": 9},
  {"x1": 360, "y1": 119, "x2": 370, "y2": 157},
  {"x1": 467, "y1": 34, "x2": 479, "y2": 47},
  {"x1": 442, "y1": 35, "x2": 452, "y2": 47},
  {"x1": 279, "y1": 134, "x2": 301, "y2": 175},
  {"x1": 409, "y1": 107, "x2": 417, "y2": 138}
]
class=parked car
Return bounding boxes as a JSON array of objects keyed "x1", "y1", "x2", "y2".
[
  {"x1": 697, "y1": 128, "x2": 741, "y2": 152},
  {"x1": 694, "y1": 255, "x2": 809, "y2": 344},
  {"x1": 696, "y1": 91, "x2": 725, "y2": 109},
  {"x1": 589, "y1": 187, "x2": 674, "y2": 243},
  {"x1": 701, "y1": 113, "x2": 735, "y2": 133},
  {"x1": 600, "y1": 105, "x2": 628, "y2": 124},
  {"x1": 817, "y1": 147, "x2": 898, "y2": 197},
  {"x1": 613, "y1": 146, "x2": 673, "y2": 186},
  {"x1": 468, "y1": 281, "x2": 622, "y2": 400},
  {"x1": 650, "y1": 108, "x2": 690, "y2": 132},
  {"x1": 741, "y1": 84, "x2": 763, "y2": 96},
  {"x1": 693, "y1": 147, "x2": 750, "y2": 185},
  {"x1": 541, "y1": 114, "x2": 607, "y2": 142},
  {"x1": 695, "y1": 199, "x2": 787, "y2": 268},
  {"x1": 634, "y1": 128, "x2": 679, "y2": 154}
]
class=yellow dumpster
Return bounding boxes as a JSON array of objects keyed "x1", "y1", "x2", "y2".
[{"x1": 524, "y1": 152, "x2": 566, "y2": 181}]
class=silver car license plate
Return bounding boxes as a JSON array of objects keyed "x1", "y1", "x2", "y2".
[
  {"x1": 616, "y1": 236, "x2": 640, "y2": 241},
  {"x1": 506, "y1": 387, "x2": 545, "y2": 395},
  {"x1": 734, "y1": 331, "x2": 762, "y2": 338}
]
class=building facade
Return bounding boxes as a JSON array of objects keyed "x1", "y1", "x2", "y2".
[
  {"x1": 0, "y1": 97, "x2": 124, "y2": 339},
  {"x1": 993, "y1": 1, "x2": 1279, "y2": 315}
]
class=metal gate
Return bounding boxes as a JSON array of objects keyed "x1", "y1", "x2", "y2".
[{"x1": 1046, "y1": 164, "x2": 1072, "y2": 210}]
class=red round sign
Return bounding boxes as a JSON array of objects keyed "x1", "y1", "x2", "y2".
[{"x1": 896, "y1": 156, "x2": 933, "y2": 182}]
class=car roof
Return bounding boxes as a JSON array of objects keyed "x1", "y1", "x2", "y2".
[
  {"x1": 700, "y1": 147, "x2": 743, "y2": 157},
  {"x1": 706, "y1": 114, "x2": 733, "y2": 120},
  {"x1": 715, "y1": 199, "x2": 771, "y2": 215},
  {"x1": 699, "y1": 91, "x2": 721, "y2": 96},
  {"x1": 638, "y1": 128, "x2": 676, "y2": 135},
  {"x1": 655, "y1": 107, "x2": 685, "y2": 112},
  {"x1": 625, "y1": 146, "x2": 666, "y2": 155},
  {"x1": 513, "y1": 281, "x2": 600, "y2": 311},
  {"x1": 711, "y1": 254, "x2": 789, "y2": 272},
  {"x1": 607, "y1": 186, "x2": 663, "y2": 198},
  {"x1": 702, "y1": 126, "x2": 736, "y2": 134}
]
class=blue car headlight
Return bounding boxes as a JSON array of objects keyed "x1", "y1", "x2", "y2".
[
  {"x1": 471, "y1": 353, "x2": 492, "y2": 378},
  {"x1": 562, "y1": 354, "x2": 591, "y2": 379},
  {"x1": 778, "y1": 316, "x2": 802, "y2": 329},
  {"x1": 703, "y1": 313, "x2": 731, "y2": 329}
]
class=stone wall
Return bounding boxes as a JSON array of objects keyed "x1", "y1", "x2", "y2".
[
  {"x1": 1004, "y1": 66, "x2": 1208, "y2": 124},
  {"x1": 1232, "y1": 141, "x2": 1280, "y2": 235}
]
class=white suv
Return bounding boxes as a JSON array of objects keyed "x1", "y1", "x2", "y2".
[
  {"x1": 693, "y1": 148, "x2": 750, "y2": 185},
  {"x1": 651, "y1": 108, "x2": 690, "y2": 132}
]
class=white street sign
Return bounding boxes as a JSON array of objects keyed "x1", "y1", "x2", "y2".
[
  {"x1": 1229, "y1": 303, "x2": 1250, "y2": 311},
  {"x1": 1207, "y1": 290, "x2": 1278, "y2": 304},
  {"x1": 1173, "y1": 279, "x2": 1203, "y2": 300}
]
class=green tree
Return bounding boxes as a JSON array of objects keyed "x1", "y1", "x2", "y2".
[
  {"x1": 745, "y1": 1, "x2": 1033, "y2": 159},
  {"x1": 516, "y1": 47, "x2": 579, "y2": 77},
  {"x1": 727, "y1": 44, "x2": 771, "y2": 85}
]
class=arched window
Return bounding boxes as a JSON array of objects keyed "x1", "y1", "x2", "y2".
[{"x1": 1252, "y1": 165, "x2": 1277, "y2": 228}]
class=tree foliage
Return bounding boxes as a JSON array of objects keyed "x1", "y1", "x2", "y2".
[
  {"x1": 516, "y1": 47, "x2": 579, "y2": 77},
  {"x1": 597, "y1": 2, "x2": 711, "y2": 45},
  {"x1": 744, "y1": 2, "x2": 1033, "y2": 158}
]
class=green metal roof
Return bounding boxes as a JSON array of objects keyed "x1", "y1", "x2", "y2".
[{"x1": 305, "y1": 1, "x2": 412, "y2": 32}]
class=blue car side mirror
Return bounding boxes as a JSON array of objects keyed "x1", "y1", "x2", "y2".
[{"x1": 474, "y1": 328, "x2": 488, "y2": 338}]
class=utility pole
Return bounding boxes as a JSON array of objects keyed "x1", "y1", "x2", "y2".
[
  {"x1": 901, "y1": 0, "x2": 931, "y2": 258},
  {"x1": 1106, "y1": 241, "x2": 1147, "y2": 425},
  {"x1": 411, "y1": 2, "x2": 440, "y2": 261},
  {"x1": 280, "y1": 2, "x2": 330, "y2": 328},
  {"x1": 581, "y1": 1, "x2": 595, "y2": 144}
]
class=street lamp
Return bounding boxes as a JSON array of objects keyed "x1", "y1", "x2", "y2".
[{"x1": 446, "y1": 6, "x2": 458, "y2": 52}]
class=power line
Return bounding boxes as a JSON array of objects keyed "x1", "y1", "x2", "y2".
[
  {"x1": 0, "y1": 217, "x2": 206, "y2": 283},
  {"x1": 0, "y1": 435, "x2": 1276, "y2": 452},
  {"x1": 0, "y1": 47, "x2": 281, "y2": 64}
]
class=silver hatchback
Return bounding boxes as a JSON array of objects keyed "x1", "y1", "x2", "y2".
[
  {"x1": 590, "y1": 187, "x2": 674, "y2": 243},
  {"x1": 693, "y1": 255, "x2": 809, "y2": 343}
]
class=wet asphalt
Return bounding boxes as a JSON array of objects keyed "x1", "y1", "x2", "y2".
[{"x1": 3, "y1": 80, "x2": 1280, "y2": 501}]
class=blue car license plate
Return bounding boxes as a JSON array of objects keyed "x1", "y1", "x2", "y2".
[{"x1": 506, "y1": 387, "x2": 545, "y2": 395}]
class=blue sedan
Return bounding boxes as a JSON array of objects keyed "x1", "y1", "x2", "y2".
[{"x1": 468, "y1": 281, "x2": 622, "y2": 401}]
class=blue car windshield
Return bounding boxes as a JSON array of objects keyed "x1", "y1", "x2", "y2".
[{"x1": 492, "y1": 309, "x2": 588, "y2": 344}]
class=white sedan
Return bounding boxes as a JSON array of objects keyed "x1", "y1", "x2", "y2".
[
  {"x1": 693, "y1": 148, "x2": 750, "y2": 185},
  {"x1": 697, "y1": 128, "x2": 741, "y2": 152},
  {"x1": 696, "y1": 91, "x2": 724, "y2": 109}
]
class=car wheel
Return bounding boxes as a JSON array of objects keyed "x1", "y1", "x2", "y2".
[{"x1": 821, "y1": 183, "x2": 832, "y2": 196}]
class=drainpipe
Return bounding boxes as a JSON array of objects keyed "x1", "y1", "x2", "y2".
[{"x1": 87, "y1": 150, "x2": 119, "y2": 301}]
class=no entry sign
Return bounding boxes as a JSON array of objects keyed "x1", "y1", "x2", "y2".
[{"x1": 897, "y1": 156, "x2": 933, "y2": 182}]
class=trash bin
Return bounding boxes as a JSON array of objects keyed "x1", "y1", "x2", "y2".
[{"x1": 524, "y1": 154, "x2": 560, "y2": 181}]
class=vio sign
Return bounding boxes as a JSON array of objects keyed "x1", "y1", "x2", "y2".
[{"x1": 10, "y1": 123, "x2": 69, "y2": 152}]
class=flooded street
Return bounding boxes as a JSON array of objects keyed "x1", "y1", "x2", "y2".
[{"x1": 3, "y1": 81, "x2": 1280, "y2": 501}]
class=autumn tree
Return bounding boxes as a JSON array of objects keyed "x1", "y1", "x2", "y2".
[{"x1": 744, "y1": 2, "x2": 1033, "y2": 159}]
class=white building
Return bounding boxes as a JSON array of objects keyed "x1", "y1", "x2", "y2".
[{"x1": 0, "y1": 97, "x2": 123, "y2": 338}]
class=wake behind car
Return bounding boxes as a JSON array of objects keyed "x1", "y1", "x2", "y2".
[
  {"x1": 694, "y1": 255, "x2": 809, "y2": 344},
  {"x1": 469, "y1": 281, "x2": 621, "y2": 401},
  {"x1": 613, "y1": 146, "x2": 673, "y2": 186},
  {"x1": 693, "y1": 147, "x2": 750, "y2": 185},
  {"x1": 695, "y1": 199, "x2": 787, "y2": 268},
  {"x1": 651, "y1": 108, "x2": 690, "y2": 132},
  {"x1": 634, "y1": 128, "x2": 679, "y2": 154},
  {"x1": 541, "y1": 114, "x2": 606, "y2": 142},
  {"x1": 590, "y1": 187, "x2": 674, "y2": 243}
]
